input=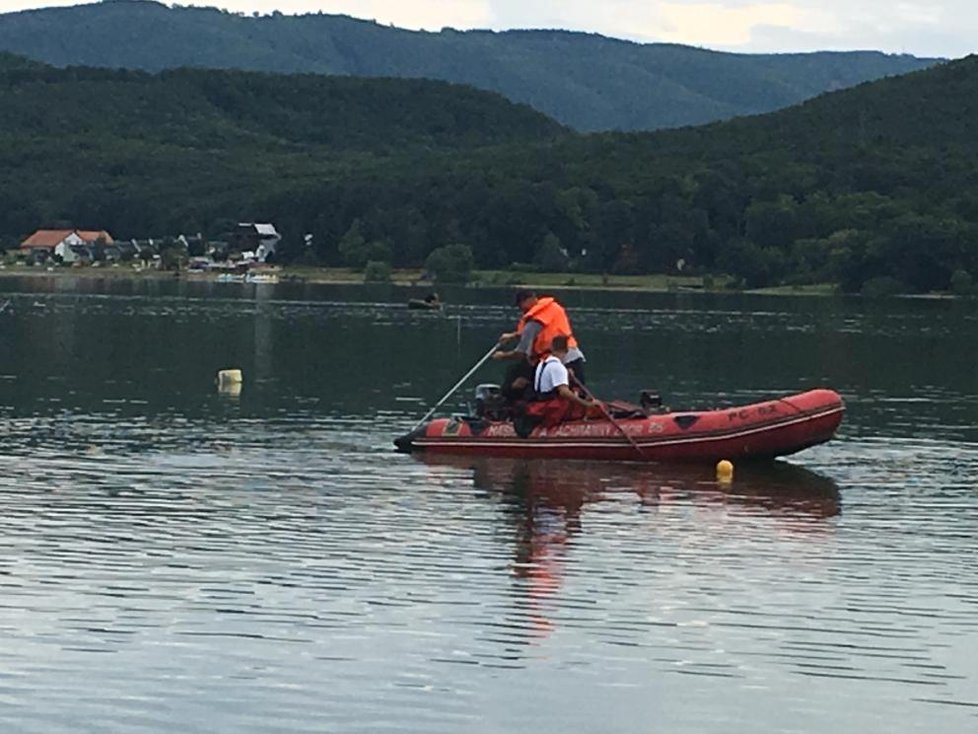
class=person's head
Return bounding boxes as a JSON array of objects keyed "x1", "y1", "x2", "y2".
[
  {"x1": 513, "y1": 288, "x2": 537, "y2": 312},
  {"x1": 550, "y1": 334, "x2": 569, "y2": 358}
]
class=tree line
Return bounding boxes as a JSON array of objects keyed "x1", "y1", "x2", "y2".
[{"x1": 1, "y1": 54, "x2": 977, "y2": 294}]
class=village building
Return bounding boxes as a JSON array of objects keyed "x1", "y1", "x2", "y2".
[
  {"x1": 230, "y1": 223, "x2": 281, "y2": 263},
  {"x1": 19, "y1": 229, "x2": 115, "y2": 264}
]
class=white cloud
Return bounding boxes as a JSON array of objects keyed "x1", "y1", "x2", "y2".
[
  {"x1": 485, "y1": 0, "x2": 658, "y2": 36},
  {"x1": 0, "y1": 0, "x2": 78, "y2": 10},
  {"x1": 653, "y1": 2, "x2": 836, "y2": 47},
  {"x1": 722, "y1": 0, "x2": 974, "y2": 55},
  {"x1": 0, "y1": 1, "x2": 976, "y2": 56},
  {"x1": 483, "y1": 0, "x2": 977, "y2": 55}
]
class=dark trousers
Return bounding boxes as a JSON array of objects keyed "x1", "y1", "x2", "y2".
[{"x1": 501, "y1": 360, "x2": 535, "y2": 402}]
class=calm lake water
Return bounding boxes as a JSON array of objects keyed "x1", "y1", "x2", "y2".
[{"x1": 0, "y1": 275, "x2": 976, "y2": 733}]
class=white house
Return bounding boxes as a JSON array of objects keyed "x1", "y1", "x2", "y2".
[
  {"x1": 234, "y1": 223, "x2": 281, "y2": 263},
  {"x1": 20, "y1": 229, "x2": 114, "y2": 262}
]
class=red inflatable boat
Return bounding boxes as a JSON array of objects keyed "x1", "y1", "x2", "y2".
[{"x1": 395, "y1": 388, "x2": 844, "y2": 462}]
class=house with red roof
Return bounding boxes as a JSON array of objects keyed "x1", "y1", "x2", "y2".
[{"x1": 19, "y1": 229, "x2": 115, "y2": 263}]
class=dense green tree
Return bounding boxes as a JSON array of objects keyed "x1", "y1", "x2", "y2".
[
  {"x1": 534, "y1": 232, "x2": 569, "y2": 272},
  {"x1": 745, "y1": 196, "x2": 800, "y2": 250},
  {"x1": 160, "y1": 244, "x2": 188, "y2": 271},
  {"x1": 425, "y1": 244, "x2": 474, "y2": 284},
  {"x1": 363, "y1": 260, "x2": 392, "y2": 283},
  {"x1": 717, "y1": 238, "x2": 787, "y2": 288},
  {"x1": 338, "y1": 220, "x2": 393, "y2": 269},
  {"x1": 950, "y1": 269, "x2": 975, "y2": 296}
]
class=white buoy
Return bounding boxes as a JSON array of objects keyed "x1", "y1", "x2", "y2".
[{"x1": 217, "y1": 369, "x2": 243, "y2": 394}]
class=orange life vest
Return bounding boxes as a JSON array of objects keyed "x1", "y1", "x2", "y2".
[{"x1": 516, "y1": 297, "x2": 578, "y2": 362}]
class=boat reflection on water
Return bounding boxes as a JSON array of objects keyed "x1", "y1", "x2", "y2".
[
  {"x1": 416, "y1": 455, "x2": 842, "y2": 641},
  {"x1": 418, "y1": 454, "x2": 842, "y2": 521}
]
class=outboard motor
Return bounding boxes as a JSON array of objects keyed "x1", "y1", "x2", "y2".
[
  {"x1": 474, "y1": 383, "x2": 507, "y2": 421},
  {"x1": 640, "y1": 390, "x2": 663, "y2": 411}
]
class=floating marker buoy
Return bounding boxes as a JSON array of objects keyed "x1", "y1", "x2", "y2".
[
  {"x1": 219, "y1": 382, "x2": 242, "y2": 397},
  {"x1": 716, "y1": 459, "x2": 734, "y2": 483},
  {"x1": 217, "y1": 369, "x2": 243, "y2": 394}
]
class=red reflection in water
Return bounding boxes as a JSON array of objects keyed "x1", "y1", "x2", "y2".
[{"x1": 418, "y1": 455, "x2": 841, "y2": 640}]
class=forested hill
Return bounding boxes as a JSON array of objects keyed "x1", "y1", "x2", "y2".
[
  {"x1": 534, "y1": 56, "x2": 978, "y2": 293},
  {"x1": 0, "y1": 63, "x2": 564, "y2": 150},
  {"x1": 2, "y1": 52, "x2": 977, "y2": 295},
  {"x1": 0, "y1": 1, "x2": 939, "y2": 132},
  {"x1": 0, "y1": 58, "x2": 564, "y2": 241}
]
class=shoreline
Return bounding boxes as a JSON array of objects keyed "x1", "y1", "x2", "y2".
[
  {"x1": 0, "y1": 266, "x2": 969, "y2": 301},
  {"x1": 0, "y1": 264, "x2": 843, "y2": 297}
]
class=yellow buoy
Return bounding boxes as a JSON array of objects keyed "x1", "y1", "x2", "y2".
[
  {"x1": 716, "y1": 459, "x2": 734, "y2": 483},
  {"x1": 217, "y1": 369, "x2": 243, "y2": 394}
]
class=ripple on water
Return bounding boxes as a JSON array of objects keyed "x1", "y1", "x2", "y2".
[{"x1": 1, "y1": 292, "x2": 977, "y2": 731}]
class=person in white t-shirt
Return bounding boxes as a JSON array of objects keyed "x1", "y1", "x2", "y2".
[
  {"x1": 512, "y1": 335, "x2": 599, "y2": 436},
  {"x1": 534, "y1": 335, "x2": 597, "y2": 409}
]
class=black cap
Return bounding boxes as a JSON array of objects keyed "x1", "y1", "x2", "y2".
[{"x1": 513, "y1": 288, "x2": 535, "y2": 306}]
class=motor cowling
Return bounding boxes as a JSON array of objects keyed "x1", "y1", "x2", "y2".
[
  {"x1": 474, "y1": 383, "x2": 507, "y2": 421},
  {"x1": 640, "y1": 390, "x2": 663, "y2": 411}
]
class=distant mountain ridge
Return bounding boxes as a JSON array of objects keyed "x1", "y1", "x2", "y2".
[{"x1": 0, "y1": 1, "x2": 941, "y2": 131}]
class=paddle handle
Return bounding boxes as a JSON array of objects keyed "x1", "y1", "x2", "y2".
[
  {"x1": 574, "y1": 378, "x2": 645, "y2": 458},
  {"x1": 410, "y1": 343, "x2": 499, "y2": 431}
]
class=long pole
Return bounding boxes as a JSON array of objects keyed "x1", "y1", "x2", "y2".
[
  {"x1": 0, "y1": 299, "x2": 10, "y2": 315},
  {"x1": 410, "y1": 343, "x2": 498, "y2": 431},
  {"x1": 573, "y1": 378, "x2": 646, "y2": 458}
]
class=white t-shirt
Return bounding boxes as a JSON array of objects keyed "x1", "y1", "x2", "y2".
[{"x1": 534, "y1": 356, "x2": 569, "y2": 395}]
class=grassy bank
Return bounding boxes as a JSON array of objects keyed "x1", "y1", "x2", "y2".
[{"x1": 0, "y1": 262, "x2": 846, "y2": 295}]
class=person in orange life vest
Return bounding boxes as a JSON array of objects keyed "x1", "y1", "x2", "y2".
[
  {"x1": 522, "y1": 335, "x2": 599, "y2": 429},
  {"x1": 493, "y1": 289, "x2": 587, "y2": 402}
]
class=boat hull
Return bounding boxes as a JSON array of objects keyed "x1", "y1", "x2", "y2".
[{"x1": 396, "y1": 389, "x2": 844, "y2": 462}]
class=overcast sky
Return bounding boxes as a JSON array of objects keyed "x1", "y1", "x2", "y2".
[{"x1": 2, "y1": 1, "x2": 976, "y2": 58}]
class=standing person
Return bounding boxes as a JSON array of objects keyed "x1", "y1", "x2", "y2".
[{"x1": 493, "y1": 289, "x2": 587, "y2": 401}]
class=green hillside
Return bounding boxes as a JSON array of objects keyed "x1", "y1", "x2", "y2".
[
  {"x1": 0, "y1": 60, "x2": 564, "y2": 241},
  {"x1": 0, "y1": 65, "x2": 562, "y2": 149},
  {"x1": 1, "y1": 54, "x2": 977, "y2": 295},
  {"x1": 541, "y1": 57, "x2": 978, "y2": 292},
  {"x1": 0, "y1": 1, "x2": 939, "y2": 132}
]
